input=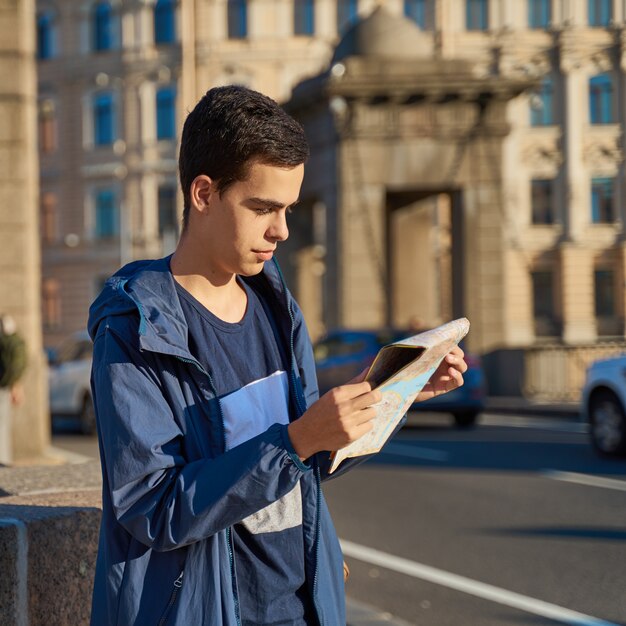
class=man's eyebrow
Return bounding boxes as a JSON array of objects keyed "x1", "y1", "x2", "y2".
[{"x1": 246, "y1": 197, "x2": 301, "y2": 209}]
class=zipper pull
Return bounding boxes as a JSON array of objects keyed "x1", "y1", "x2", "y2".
[{"x1": 174, "y1": 571, "x2": 184, "y2": 588}]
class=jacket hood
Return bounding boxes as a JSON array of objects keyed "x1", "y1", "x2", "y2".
[{"x1": 88, "y1": 255, "x2": 290, "y2": 360}]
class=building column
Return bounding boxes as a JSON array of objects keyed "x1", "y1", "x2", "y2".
[
  {"x1": 559, "y1": 243, "x2": 596, "y2": 343},
  {"x1": 561, "y1": 59, "x2": 587, "y2": 242},
  {"x1": 0, "y1": 0, "x2": 50, "y2": 462}
]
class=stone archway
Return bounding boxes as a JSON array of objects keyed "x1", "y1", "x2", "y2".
[{"x1": 285, "y1": 7, "x2": 536, "y2": 355}]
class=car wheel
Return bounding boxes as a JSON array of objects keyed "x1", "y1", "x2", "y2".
[
  {"x1": 589, "y1": 390, "x2": 626, "y2": 457},
  {"x1": 453, "y1": 411, "x2": 478, "y2": 428},
  {"x1": 79, "y1": 393, "x2": 96, "y2": 436}
]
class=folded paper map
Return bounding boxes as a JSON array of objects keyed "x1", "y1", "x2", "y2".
[{"x1": 328, "y1": 317, "x2": 470, "y2": 474}]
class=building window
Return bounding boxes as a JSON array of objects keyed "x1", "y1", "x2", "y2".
[
  {"x1": 93, "y1": 92, "x2": 116, "y2": 146},
  {"x1": 93, "y1": 1, "x2": 114, "y2": 51},
  {"x1": 404, "y1": 0, "x2": 426, "y2": 28},
  {"x1": 531, "y1": 179, "x2": 555, "y2": 224},
  {"x1": 595, "y1": 270, "x2": 615, "y2": 317},
  {"x1": 154, "y1": 0, "x2": 176, "y2": 44},
  {"x1": 37, "y1": 12, "x2": 56, "y2": 60},
  {"x1": 94, "y1": 189, "x2": 119, "y2": 239},
  {"x1": 337, "y1": 0, "x2": 358, "y2": 34},
  {"x1": 42, "y1": 278, "x2": 61, "y2": 330},
  {"x1": 530, "y1": 77, "x2": 554, "y2": 126},
  {"x1": 532, "y1": 271, "x2": 557, "y2": 336},
  {"x1": 39, "y1": 99, "x2": 57, "y2": 154},
  {"x1": 41, "y1": 192, "x2": 58, "y2": 243},
  {"x1": 528, "y1": 0, "x2": 551, "y2": 29},
  {"x1": 589, "y1": 73, "x2": 614, "y2": 124},
  {"x1": 156, "y1": 85, "x2": 176, "y2": 140},
  {"x1": 228, "y1": 0, "x2": 248, "y2": 39},
  {"x1": 294, "y1": 0, "x2": 314, "y2": 35},
  {"x1": 158, "y1": 185, "x2": 178, "y2": 236},
  {"x1": 591, "y1": 177, "x2": 615, "y2": 223},
  {"x1": 466, "y1": 0, "x2": 488, "y2": 31},
  {"x1": 588, "y1": 0, "x2": 612, "y2": 26}
]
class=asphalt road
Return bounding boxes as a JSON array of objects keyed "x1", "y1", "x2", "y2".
[
  {"x1": 324, "y1": 412, "x2": 626, "y2": 626},
  {"x1": 52, "y1": 412, "x2": 626, "y2": 626}
]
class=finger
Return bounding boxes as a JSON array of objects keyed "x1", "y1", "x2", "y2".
[
  {"x1": 350, "y1": 389, "x2": 382, "y2": 412},
  {"x1": 336, "y1": 381, "x2": 374, "y2": 400},
  {"x1": 449, "y1": 367, "x2": 464, "y2": 386},
  {"x1": 445, "y1": 352, "x2": 468, "y2": 373}
]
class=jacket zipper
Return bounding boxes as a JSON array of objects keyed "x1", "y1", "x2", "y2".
[
  {"x1": 156, "y1": 570, "x2": 184, "y2": 626},
  {"x1": 174, "y1": 354, "x2": 242, "y2": 626}
]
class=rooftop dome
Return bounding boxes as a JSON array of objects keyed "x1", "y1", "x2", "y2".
[{"x1": 332, "y1": 5, "x2": 431, "y2": 64}]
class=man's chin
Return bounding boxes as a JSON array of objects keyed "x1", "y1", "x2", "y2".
[{"x1": 239, "y1": 261, "x2": 266, "y2": 277}]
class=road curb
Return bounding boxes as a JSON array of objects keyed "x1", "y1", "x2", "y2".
[{"x1": 347, "y1": 597, "x2": 414, "y2": 626}]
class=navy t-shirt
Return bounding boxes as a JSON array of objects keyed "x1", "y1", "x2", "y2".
[{"x1": 175, "y1": 278, "x2": 314, "y2": 626}]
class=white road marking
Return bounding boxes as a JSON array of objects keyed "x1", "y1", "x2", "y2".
[
  {"x1": 481, "y1": 414, "x2": 588, "y2": 433},
  {"x1": 340, "y1": 540, "x2": 620, "y2": 626},
  {"x1": 381, "y1": 442, "x2": 449, "y2": 462},
  {"x1": 542, "y1": 470, "x2": 626, "y2": 492}
]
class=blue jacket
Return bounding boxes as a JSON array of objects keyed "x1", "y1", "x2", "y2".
[{"x1": 88, "y1": 256, "x2": 359, "y2": 626}]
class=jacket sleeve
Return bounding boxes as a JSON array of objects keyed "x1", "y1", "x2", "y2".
[
  {"x1": 92, "y1": 325, "x2": 310, "y2": 552},
  {"x1": 289, "y1": 303, "x2": 407, "y2": 481}
]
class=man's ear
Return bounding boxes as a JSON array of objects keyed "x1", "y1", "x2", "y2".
[{"x1": 189, "y1": 175, "x2": 214, "y2": 217}]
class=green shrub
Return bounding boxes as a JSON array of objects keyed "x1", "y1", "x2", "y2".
[{"x1": 0, "y1": 332, "x2": 27, "y2": 388}]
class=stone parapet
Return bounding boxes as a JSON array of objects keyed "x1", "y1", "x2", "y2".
[{"x1": 0, "y1": 461, "x2": 102, "y2": 626}]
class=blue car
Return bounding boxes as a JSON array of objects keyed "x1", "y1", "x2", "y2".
[{"x1": 313, "y1": 328, "x2": 486, "y2": 427}]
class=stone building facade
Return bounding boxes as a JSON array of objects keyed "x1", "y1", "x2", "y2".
[{"x1": 36, "y1": 0, "x2": 626, "y2": 396}]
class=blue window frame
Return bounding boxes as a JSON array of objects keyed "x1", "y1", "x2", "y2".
[
  {"x1": 37, "y1": 12, "x2": 55, "y2": 60},
  {"x1": 466, "y1": 0, "x2": 488, "y2": 31},
  {"x1": 294, "y1": 0, "x2": 314, "y2": 35},
  {"x1": 404, "y1": 0, "x2": 426, "y2": 28},
  {"x1": 337, "y1": 0, "x2": 358, "y2": 34},
  {"x1": 591, "y1": 178, "x2": 615, "y2": 223},
  {"x1": 530, "y1": 77, "x2": 554, "y2": 126},
  {"x1": 154, "y1": 0, "x2": 176, "y2": 44},
  {"x1": 531, "y1": 179, "x2": 555, "y2": 224},
  {"x1": 528, "y1": 0, "x2": 551, "y2": 29},
  {"x1": 228, "y1": 0, "x2": 247, "y2": 38},
  {"x1": 93, "y1": 92, "x2": 115, "y2": 146},
  {"x1": 93, "y1": 1, "x2": 113, "y2": 51},
  {"x1": 589, "y1": 73, "x2": 614, "y2": 124},
  {"x1": 94, "y1": 189, "x2": 118, "y2": 238},
  {"x1": 588, "y1": 0, "x2": 612, "y2": 26},
  {"x1": 156, "y1": 86, "x2": 176, "y2": 140}
]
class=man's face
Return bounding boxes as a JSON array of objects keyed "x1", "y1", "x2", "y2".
[{"x1": 198, "y1": 161, "x2": 305, "y2": 279}]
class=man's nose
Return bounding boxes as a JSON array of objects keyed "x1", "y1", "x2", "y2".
[{"x1": 268, "y1": 211, "x2": 289, "y2": 242}]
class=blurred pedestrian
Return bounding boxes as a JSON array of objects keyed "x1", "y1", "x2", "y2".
[
  {"x1": 0, "y1": 314, "x2": 27, "y2": 464},
  {"x1": 88, "y1": 85, "x2": 467, "y2": 626}
]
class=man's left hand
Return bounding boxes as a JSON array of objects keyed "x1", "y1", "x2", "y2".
[{"x1": 415, "y1": 346, "x2": 468, "y2": 403}]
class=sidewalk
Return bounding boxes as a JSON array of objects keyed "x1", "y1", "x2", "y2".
[
  {"x1": 347, "y1": 597, "x2": 414, "y2": 626},
  {"x1": 484, "y1": 395, "x2": 580, "y2": 419}
]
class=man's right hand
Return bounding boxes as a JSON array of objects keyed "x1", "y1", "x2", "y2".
[{"x1": 287, "y1": 372, "x2": 382, "y2": 461}]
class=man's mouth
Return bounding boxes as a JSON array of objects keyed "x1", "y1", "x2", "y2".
[{"x1": 253, "y1": 249, "x2": 275, "y2": 261}]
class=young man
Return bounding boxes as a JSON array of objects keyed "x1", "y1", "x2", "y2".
[{"x1": 88, "y1": 85, "x2": 467, "y2": 626}]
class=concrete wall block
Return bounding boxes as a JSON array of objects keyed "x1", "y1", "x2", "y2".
[
  {"x1": 0, "y1": 490, "x2": 101, "y2": 626},
  {"x1": 0, "y1": 520, "x2": 25, "y2": 626}
]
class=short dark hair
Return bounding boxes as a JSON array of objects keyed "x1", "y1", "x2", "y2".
[{"x1": 179, "y1": 85, "x2": 309, "y2": 230}]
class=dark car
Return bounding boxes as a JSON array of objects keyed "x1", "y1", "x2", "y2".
[{"x1": 313, "y1": 328, "x2": 486, "y2": 427}]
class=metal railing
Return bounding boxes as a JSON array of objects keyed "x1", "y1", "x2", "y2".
[{"x1": 523, "y1": 342, "x2": 626, "y2": 402}]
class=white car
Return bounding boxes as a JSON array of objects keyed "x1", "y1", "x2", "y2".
[
  {"x1": 581, "y1": 355, "x2": 626, "y2": 457},
  {"x1": 48, "y1": 331, "x2": 95, "y2": 434}
]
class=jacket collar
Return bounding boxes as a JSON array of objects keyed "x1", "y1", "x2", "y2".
[{"x1": 89, "y1": 255, "x2": 292, "y2": 364}]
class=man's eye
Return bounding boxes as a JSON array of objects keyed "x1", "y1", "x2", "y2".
[{"x1": 254, "y1": 208, "x2": 273, "y2": 215}]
